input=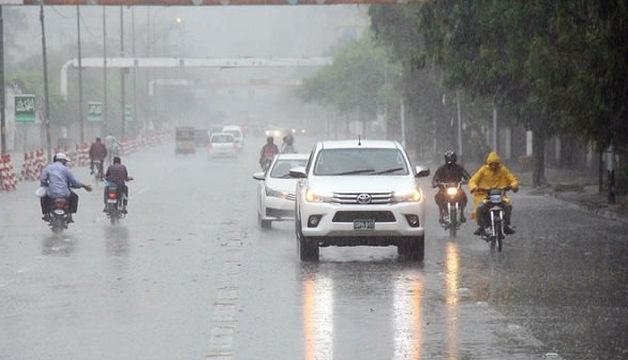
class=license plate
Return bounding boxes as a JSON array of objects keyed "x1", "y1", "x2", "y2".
[
  {"x1": 353, "y1": 219, "x2": 375, "y2": 231},
  {"x1": 107, "y1": 199, "x2": 117, "y2": 204}
]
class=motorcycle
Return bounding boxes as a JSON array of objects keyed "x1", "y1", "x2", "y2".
[
  {"x1": 480, "y1": 188, "x2": 509, "y2": 252},
  {"x1": 437, "y1": 182, "x2": 464, "y2": 237},
  {"x1": 92, "y1": 160, "x2": 104, "y2": 182},
  {"x1": 47, "y1": 197, "x2": 71, "y2": 233},
  {"x1": 104, "y1": 182, "x2": 127, "y2": 225}
]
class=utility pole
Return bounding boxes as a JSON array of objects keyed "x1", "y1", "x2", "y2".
[
  {"x1": 120, "y1": 6, "x2": 126, "y2": 139},
  {"x1": 76, "y1": 5, "x2": 84, "y2": 143},
  {"x1": 132, "y1": 7, "x2": 137, "y2": 137},
  {"x1": 492, "y1": 100, "x2": 498, "y2": 152},
  {"x1": 0, "y1": 6, "x2": 6, "y2": 154},
  {"x1": 400, "y1": 98, "x2": 406, "y2": 148},
  {"x1": 455, "y1": 90, "x2": 463, "y2": 163},
  {"x1": 40, "y1": 5, "x2": 52, "y2": 161},
  {"x1": 103, "y1": 6, "x2": 107, "y2": 134}
]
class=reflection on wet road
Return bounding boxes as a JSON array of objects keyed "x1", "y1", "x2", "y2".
[
  {"x1": 445, "y1": 242, "x2": 459, "y2": 360},
  {"x1": 303, "y1": 273, "x2": 334, "y2": 360},
  {"x1": 1, "y1": 141, "x2": 627, "y2": 359}
]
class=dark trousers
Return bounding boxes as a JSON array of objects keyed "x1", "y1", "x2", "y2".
[
  {"x1": 90, "y1": 159, "x2": 104, "y2": 175},
  {"x1": 476, "y1": 202, "x2": 512, "y2": 228},
  {"x1": 40, "y1": 192, "x2": 79, "y2": 214},
  {"x1": 434, "y1": 189, "x2": 468, "y2": 216}
]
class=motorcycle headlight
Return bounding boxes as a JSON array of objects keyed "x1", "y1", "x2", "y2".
[
  {"x1": 305, "y1": 188, "x2": 333, "y2": 203},
  {"x1": 265, "y1": 186, "x2": 288, "y2": 199},
  {"x1": 446, "y1": 187, "x2": 458, "y2": 196},
  {"x1": 392, "y1": 188, "x2": 422, "y2": 203}
]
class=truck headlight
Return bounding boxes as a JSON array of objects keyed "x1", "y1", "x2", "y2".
[
  {"x1": 392, "y1": 188, "x2": 422, "y2": 203},
  {"x1": 305, "y1": 188, "x2": 333, "y2": 203}
]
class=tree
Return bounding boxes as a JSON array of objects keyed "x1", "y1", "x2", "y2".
[{"x1": 298, "y1": 35, "x2": 400, "y2": 137}]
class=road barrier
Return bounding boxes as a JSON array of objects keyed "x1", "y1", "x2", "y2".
[
  {"x1": 0, "y1": 154, "x2": 18, "y2": 192},
  {"x1": 2, "y1": 131, "x2": 172, "y2": 192}
]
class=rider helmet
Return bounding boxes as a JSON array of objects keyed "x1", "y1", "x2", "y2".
[
  {"x1": 53, "y1": 152, "x2": 69, "y2": 164},
  {"x1": 266, "y1": 136, "x2": 274, "y2": 144},
  {"x1": 444, "y1": 150, "x2": 457, "y2": 165}
]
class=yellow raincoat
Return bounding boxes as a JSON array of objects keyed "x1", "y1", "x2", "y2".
[{"x1": 468, "y1": 152, "x2": 519, "y2": 219}]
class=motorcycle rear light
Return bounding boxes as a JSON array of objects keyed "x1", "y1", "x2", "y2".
[
  {"x1": 108, "y1": 192, "x2": 117, "y2": 199},
  {"x1": 405, "y1": 214, "x2": 420, "y2": 227}
]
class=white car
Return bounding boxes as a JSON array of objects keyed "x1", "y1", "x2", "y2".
[
  {"x1": 290, "y1": 140, "x2": 430, "y2": 261},
  {"x1": 222, "y1": 125, "x2": 244, "y2": 151},
  {"x1": 253, "y1": 153, "x2": 309, "y2": 228},
  {"x1": 208, "y1": 133, "x2": 238, "y2": 158}
]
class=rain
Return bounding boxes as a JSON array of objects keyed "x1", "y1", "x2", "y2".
[{"x1": 0, "y1": 2, "x2": 627, "y2": 360}]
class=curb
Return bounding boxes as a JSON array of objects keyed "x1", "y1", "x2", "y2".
[{"x1": 551, "y1": 192, "x2": 628, "y2": 226}]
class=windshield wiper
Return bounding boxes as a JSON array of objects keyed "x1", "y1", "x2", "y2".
[
  {"x1": 328, "y1": 169, "x2": 375, "y2": 176},
  {"x1": 372, "y1": 167, "x2": 404, "y2": 175}
]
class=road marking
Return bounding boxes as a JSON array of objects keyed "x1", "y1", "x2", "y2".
[{"x1": 207, "y1": 228, "x2": 247, "y2": 359}]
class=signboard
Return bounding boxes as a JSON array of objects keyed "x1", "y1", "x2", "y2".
[
  {"x1": 87, "y1": 102, "x2": 103, "y2": 123},
  {"x1": 125, "y1": 105, "x2": 133, "y2": 122},
  {"x1": 15, "y1": 95, "x2": 36, "y2": 123}
]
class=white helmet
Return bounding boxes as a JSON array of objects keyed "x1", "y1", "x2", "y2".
[{"x1": 53, "y1": 152, "x2": 69, "y2": 163}]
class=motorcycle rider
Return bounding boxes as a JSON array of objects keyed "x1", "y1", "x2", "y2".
[
  {"x1": 39, "y1": 153, "x2": 93, "y2": 222},
  {"x1": 89, "y1": 137, "x2": 107, "y2": 177},
  {"x1": 432, "y1": 150, "x2": 471, "y2": 224},
  {"x1": 281, "y1": 133, "x2": 296, "y2": 153},
  {"x1": 104, "y1": 133, "x2": 121, "y2": 167},
  {"x1": 469, "y1": 151, "x2": 519, "y2": 236},
  {"x1": 104, "y1": 156, "x2": 133, "y2": 213},
  {"x1": 259, "y1": 136, "x2": 279, "y2": 169}
]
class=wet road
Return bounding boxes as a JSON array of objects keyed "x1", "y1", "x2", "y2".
[{"x1": 1, "y1": 139, "x2": 627, "y2": 360}]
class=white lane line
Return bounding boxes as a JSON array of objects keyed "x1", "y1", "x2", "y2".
[{"x1": 207, "y1": 228, "x2": 246, "y2": 359}]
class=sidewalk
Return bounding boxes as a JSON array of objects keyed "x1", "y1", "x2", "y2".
[{"x1": 520, "y1": 168, "x2": 628, "y2": 225}]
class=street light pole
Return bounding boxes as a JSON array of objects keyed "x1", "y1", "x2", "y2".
[
  {"x1": 120, "y1": 6, "x2": 126, "y2": 140},
  {"x1": 76, "y1": 5, "x2": 84, "y2": 143},
  {"x1": 0, "y1": 6, "x2": 6, "y2": 154},
  {"x1": 103, "y1": 6, "x2": 108, "y2": 134},
  {"x1": 40, "y1": 5, "x2": 52, "y2": 161},
  {"x1": 132, "y1": 6, "x2": 137, "y2": 136}
]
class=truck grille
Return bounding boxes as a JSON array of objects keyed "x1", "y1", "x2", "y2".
[
  {"x1": 332, "y1": 192, "x2": 393, "y2": 205},
  {"x1": 286, "y1": 193, "x2": 296, "y2": 201},
  {"x1": 332, "y1": 211, "x2": 396, "y2": 223}
]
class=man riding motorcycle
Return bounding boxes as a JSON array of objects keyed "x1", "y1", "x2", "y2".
[
  {"x1": 281, "y1": 133, "x2": 296, "y2": 154},
  {"x1": 432, "y1": 150, "x2": 471, "y2": 224},
  {"x1": 104, "y1": 133, "x2": 121, "y2": 167},
  {"x1": 39, "y1": 153, "x2": 93, "y2": 222},
  {"x1": 469, "y1": 151, "x2": 519, "y2": 236},
  {"x1": 259, "y1": 136, "x2": 279, "y2": 169},
  {"x1": 89, "y1": 137, "x2": 107, "y2": 177},
  {"x1": 104, "y1": 156, "x2": 133, "y2": 213}
]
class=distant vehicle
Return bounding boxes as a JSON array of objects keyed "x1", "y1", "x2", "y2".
[
  {"x1": 208, "y1": 133, "x2": 238, "y2": 159},
  {"x1": 194, "y1": 129, "x2": 211, "y2": 148},
  {"x1": 265, "y1": 127, "x2": 289, "y2": 143},
  {"x1": 222, "y1": 125, "x2": 244, "y2": 151},
  {"x1": 253, "y1": 153, "x2": 309, "y2": 229},
  {"x1": 175, "y1": 126, "x2": 196, "y2": 155},
  {"x1": 291, "y1": 140, "x2": 430, "y2": 261}
]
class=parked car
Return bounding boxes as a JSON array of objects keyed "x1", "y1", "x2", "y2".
[
  {"x1": 208, "y1": 133, "x2": 238, "y2": 159},
  {"x1": 291, "y1": 140, "x2": 430, "y2": 261},
  {"x1": 222, "y1": 125, "x2": 244, "y2": 151},
  {"x1": 253, "y1": 153, "x2": 309, "y2": 229}
]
